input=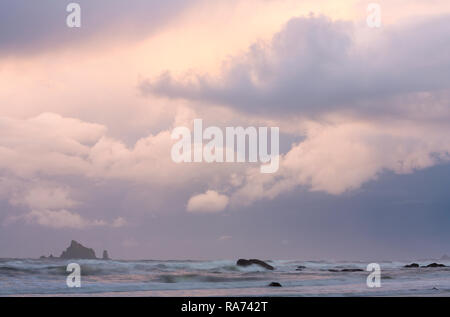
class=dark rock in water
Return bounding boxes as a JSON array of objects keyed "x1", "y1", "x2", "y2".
[
  {"x1": 236, "y1": 259, "x2": 274, "y2": 270},
  {"x1": 329, "y1": 268, "x2": 363, "y2": 272},
  {"x1": 404, "y1": 263, "x2": 419, "y2": 268},
  {"x1": 268, "y1": 282, "x2": 282, "y2": 287},
  {"x1": 424, "y1": 263, "x2": 446, "y2": 268},
  {"x1": 102, "y1": 250, "x2": 110, "y2": 260},
  {"x1": 60, "y1": 240, "x2": 97, "y2": 259},
  {"x1": 296, "y1": 265, "x2": 306, "y2": 271}
]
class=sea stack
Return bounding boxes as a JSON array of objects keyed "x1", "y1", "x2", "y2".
[
  {"x1": 60, "y1": 240, "x2": 97, "y2": 259},
  {"x1": 102, "y1": 250, "x2": 110, "y2": 260}
]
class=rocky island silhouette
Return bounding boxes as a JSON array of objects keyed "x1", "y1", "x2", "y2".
[{"x1": 40, "y1": 240, "x2": 110, "y2": 260}]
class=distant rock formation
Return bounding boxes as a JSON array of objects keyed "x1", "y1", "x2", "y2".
[
  {"x1": 296, "y1": 265, "x2": 306, "y2": 271},
  {"x1": 60, "y1": 240, "x2": 97, "y2": 259},
  {"x1": 102, "y1": 250, "x2": 110, "y2": 260},
  {"x1": 39, "y1": 254, "x2": 55, "y2": 260},
  {"x1": 236, "y1": 259, "x2": 274, "y2": 270},
  {"x1": 268, "y1": 282, "x2": 282, "y2": 287},
  {"x1": 404, "y1": 263, "x2": 419, "y2": 268}
]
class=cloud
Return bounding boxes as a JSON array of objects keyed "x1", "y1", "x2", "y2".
[
  {"x1": 230, "y1": 117, "x2": 450, "y2": 204},
  {"x1": 219, "y1": 235, "x2": 232, "y2": 241},
  {"x1": 1, "y1": 10, "x2": 450, "y2": 226},
  {"x1": 112, "y1": 217, "x2": 127, "y2": 228},
  {"x1": 4, "y1": 183, "x2": 127, "y2": 229},
  {"x1": 0, "y1": 112, "x2": 244, "y2": 225},
  {"x1": 13, "y1": 185, "x2": 76, "y2": 211},
  {"x1": 0, "y1": 111, "x2": 253, "y2": 190},
  {"x1": 16, "y1": 209, "x2": 126, "y2": 229},
  {"x1": 142, "y1": 14, "x2": 450, "y2": 117},
  {"x1": 20, "y1": 209, "x2": 107, "y2": 229},
  {"x1": 187, "y1": 190, "x2": 229, "y2": 213}
]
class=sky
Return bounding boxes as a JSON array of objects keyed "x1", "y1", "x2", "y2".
[{"x1": 0, "y1": 0, "x2": 449, "y2": 260}]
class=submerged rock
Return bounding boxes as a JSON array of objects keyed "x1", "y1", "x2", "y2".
[
  {"x1": 404, "y1": 263, "x2": 419, "y2": 268},
  {"x1": 268, "y1": 282, "x2": 282, "y2": 287},
  {"x1": 296, "y1": 265, "x2": 306, "y2": 271},
  {"x1": 236, "y1": 259, "x2": 274, "y2": 270},
  {"x1": 329, "y1": 268, "x2": 363, "y2": 272},
  {"x1": 60, "y1": 240, "x2": 97, "y2": 259}
]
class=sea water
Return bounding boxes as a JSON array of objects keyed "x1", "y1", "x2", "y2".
[{"x1": 0, "y1": 258, "x2": 449, "y2": 296}]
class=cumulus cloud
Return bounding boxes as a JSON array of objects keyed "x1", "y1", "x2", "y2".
[
  {"x1": 0, "y1": 113, "x2": 105, "y2": 177},
  {"x1": 13, "y1": 186, "x2": 76, "y2": 211},
  {"x1": 187, "y1": 190, "x2": 229, "y2": 213},
  {"x1": 14, "y1": 209, "x2": 126, "y2": 229},
  {"x1": 20, "y1": 209, "x2": 105, "y2": 229},
  {"x1": 4, "y1": 183, "x2": 127, "y2": 229},
  {"x1": 137, "y1": 12, "x2": 450, "y2": 205},
  {"x1": 0, "y1": 112, "x2": 244, "y2": 224},
  {"x1": 141, "y1": 14, "x2": 450, "y2": 117},
  {"x1": 230, "y1": 117, "x2": 450, "y2": 204},
  {"x1": 0, "y1": 112, "x2": 226, "y2": 184}
]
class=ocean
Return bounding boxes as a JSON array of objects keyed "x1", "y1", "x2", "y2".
[{"x1": 0, "y1": 258, "x2": 449, "y2": 296}]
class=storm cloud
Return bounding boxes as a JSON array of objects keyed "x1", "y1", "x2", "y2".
[{"x1": 141, "y1": 14, "x2": 450, "y2": 117}]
